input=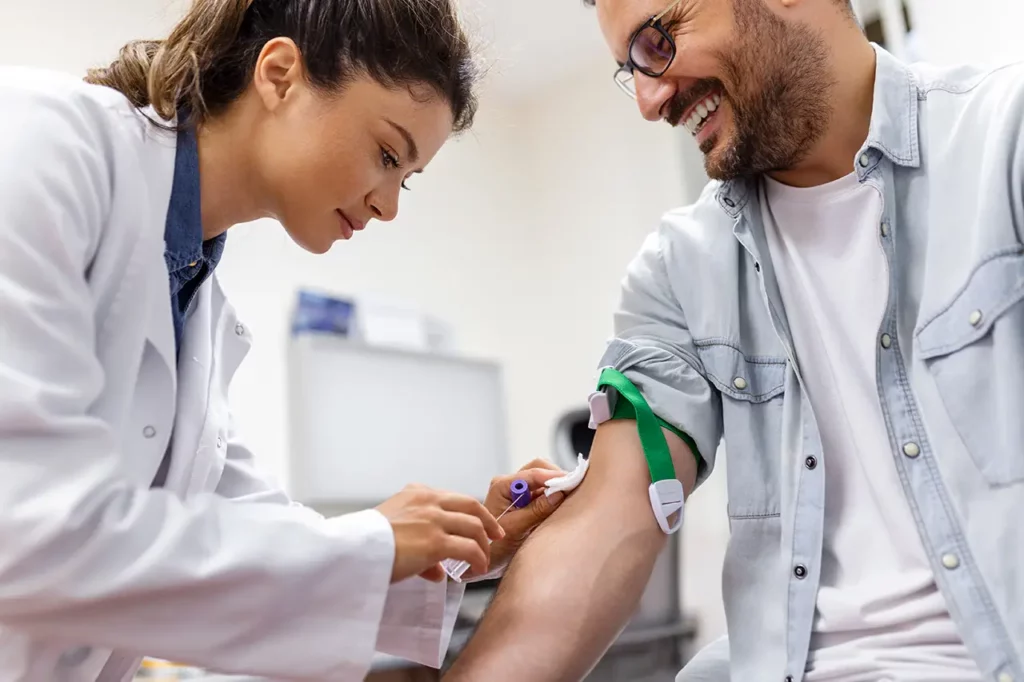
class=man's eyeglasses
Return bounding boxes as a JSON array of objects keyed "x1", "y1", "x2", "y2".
[{"x1": 613, "y1": 0, "x2": 683, "y2": 99}]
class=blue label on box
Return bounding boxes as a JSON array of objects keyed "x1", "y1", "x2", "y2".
[{"x1": 290, "y1": 290, "x2": 355, "y2": 336}]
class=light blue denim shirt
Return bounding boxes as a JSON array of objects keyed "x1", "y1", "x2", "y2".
[{"x1": 600, "y1": 45, "x2": 1024, "y2": 682}]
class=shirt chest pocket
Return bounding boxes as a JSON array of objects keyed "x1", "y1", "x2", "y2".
[
  {"x1": 916, "y1": 248, "x2": 1024, "y2": 486},
  {"x1": 696, "y1": 342, "x2": 786, "y2": 518}
]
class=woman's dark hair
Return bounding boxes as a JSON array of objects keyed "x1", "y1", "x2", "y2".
[{"x1": 85, "y1": 0, "x2": 480, "y2": 132}]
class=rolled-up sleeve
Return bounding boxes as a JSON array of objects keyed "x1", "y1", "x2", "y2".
[{"x1": 599, "y1": 229, "x2": 723, "y2": 488}]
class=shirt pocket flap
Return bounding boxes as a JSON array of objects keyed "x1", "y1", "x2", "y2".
[
  {"x1": 696, "y1": 342, "x2": 786, "y2": 402},
  {"x1": 916, "y1": 248, "x2": 1024, "y2": 360}
]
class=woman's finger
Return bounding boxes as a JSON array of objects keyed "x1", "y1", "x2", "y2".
[
  {"x1": 441, "y1": 511, "x2": 491, "y2": 558},
  {"x1": 500, "y1": 490, "x2": 566, "y2": 537},
  {"x1": 517, "y1": 458, "x2": 562, "y2": 472},
  {"x1": 419, "y1": 563, "x2": 446, "y2": 583},
  {"x1": 441, "y1": 494, "x2": 504, "y2": 540},
  {"x1": 498, "y1": 467, "x2": 566, "y2": 492},
  {"x1": 442, "y1": 536, "x2": 489, "y2": 576}
]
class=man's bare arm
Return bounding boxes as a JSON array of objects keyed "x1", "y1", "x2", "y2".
[{"x1": 443, "y1": 420, "x2": 699, "y2": 681}]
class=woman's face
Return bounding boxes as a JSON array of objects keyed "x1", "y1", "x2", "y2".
[{"x1": 248, "y1": 40, "x2": 455, "y2": 254}]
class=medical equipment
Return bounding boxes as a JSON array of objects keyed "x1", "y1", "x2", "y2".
[
  {"x1": 544, "y1": 453, "x2": 590, "y2": 496},
  {"x1": 441, "y1": 483, "x2": 527, "y2": 582},
  {"x1": 589, "y1": 368, "x2": 684, "y2": 534},
  {"x1": 510, "y1": 479, "x2": 531, "y2": 507},
  {"x1": 288, "y1": 336, "x2": 508, "y2": 508}
]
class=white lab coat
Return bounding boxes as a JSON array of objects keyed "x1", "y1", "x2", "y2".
[{"x1": 0, "y1": 67, "x2": 462, "y2": 681}]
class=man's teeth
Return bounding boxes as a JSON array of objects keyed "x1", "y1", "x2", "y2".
[{"x1": 686, "y1": 93, "x2": 722, "y2": 135}]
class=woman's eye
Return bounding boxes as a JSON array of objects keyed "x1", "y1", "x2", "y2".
[{"x1": 381, "y1": 147, "x2": 400, "y2": 169}]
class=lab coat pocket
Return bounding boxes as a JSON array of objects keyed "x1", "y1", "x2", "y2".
[
  {"x1": 916, "y1": 247, "x2": 1024, "y2": 486},
  {"x1": 696, "y1": 341, "x2": 786, "y2": 518}
]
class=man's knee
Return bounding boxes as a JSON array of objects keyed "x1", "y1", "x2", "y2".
[{"x1": 676, "y1": 635, "x2": 730, "y2": 682}]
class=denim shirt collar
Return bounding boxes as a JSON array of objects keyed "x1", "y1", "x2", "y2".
[
  {"x1": 164, "y1": 124, "x2": 226, "y2": 278},
  {"x1": 715, "y1": 44, "x2": 921, "y2": 216}
]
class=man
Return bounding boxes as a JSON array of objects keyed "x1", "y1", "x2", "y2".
[{"x1": 443, "y1": 0, "x2": 1024, "y2": 680}]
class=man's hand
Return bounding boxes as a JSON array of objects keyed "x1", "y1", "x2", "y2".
[{"x1": 443, "y1": 421, "x2": 698, "y2": 681}]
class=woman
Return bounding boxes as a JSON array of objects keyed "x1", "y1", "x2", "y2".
[{"x1": 0, "y1": 0, "x2": 566, "y2": 680}]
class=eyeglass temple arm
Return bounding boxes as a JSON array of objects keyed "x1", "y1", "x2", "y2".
[{"x1": 653, "y1": 0, "x2": 684, "y2": 22}]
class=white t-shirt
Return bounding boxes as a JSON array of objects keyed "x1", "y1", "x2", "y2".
[{"x1": 760, "y1": 172, "x2": 981, "y2": 682}]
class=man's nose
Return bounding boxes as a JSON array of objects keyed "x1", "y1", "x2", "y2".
[{"x1": 634, "y1": 72, "x2": 676, "y2": 122}]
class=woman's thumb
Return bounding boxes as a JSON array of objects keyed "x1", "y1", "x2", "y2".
[{"x1": 505, "y1": 490, "x2": 565, "y2": 536}]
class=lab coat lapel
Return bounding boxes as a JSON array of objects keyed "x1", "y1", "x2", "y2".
[
  {"x1": 141, "y1": 224, "x2": 178, "y2": 395},
  {"x1": 161, "y1": 282, "x2": 215, "y2": 497}
]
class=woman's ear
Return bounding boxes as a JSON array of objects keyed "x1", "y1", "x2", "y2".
[{"x1": 252, "y1": 37, "x2": 306, "y2": 112}]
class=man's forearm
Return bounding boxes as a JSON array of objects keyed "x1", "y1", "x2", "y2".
[{"x1": 444, "y1": 422, "x2": 693, "y2": 681}]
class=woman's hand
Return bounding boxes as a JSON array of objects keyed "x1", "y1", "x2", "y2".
[
  {"x1": 377, "y1": 484, "x2": 504, "y2": 583},
  {"x1": 464, "y1": 459, "x2": 567, "y2": 580}
]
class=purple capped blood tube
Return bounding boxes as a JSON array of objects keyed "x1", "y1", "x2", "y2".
[{"x1": 510, "y1": 479, "x2": 531, "y2": 508}]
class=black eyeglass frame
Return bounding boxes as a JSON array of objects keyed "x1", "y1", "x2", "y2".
[{"x1": 613, "y1": 0, "x2": 684, "y2": 98}]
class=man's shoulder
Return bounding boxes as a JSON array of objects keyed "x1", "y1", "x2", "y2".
[
  {"x1": 910, "y1": 58, "x2": 1024, "y2": 172},
  {"x1": 911, "y1": 58, "x2": 1024, "y2": 98},
  {"x1": 911, "y1": 58, "x2": 1024, "y2": 125},
  {"x1": 649, "y1": 181, "x2": 741, "y2": 262}
]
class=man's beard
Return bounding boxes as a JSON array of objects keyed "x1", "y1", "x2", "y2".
[{"x1": 672, "y1": 0, "x2": 836, "y2": 181}]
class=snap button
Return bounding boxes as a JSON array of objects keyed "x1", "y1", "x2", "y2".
[
  {"x1": 733, "y1": 377, "x2": 748, "y2": 390},
  {"x1": 805, "y1": 456, "x2": 818, "y2": 470},
  {"x1": 880, "y1": 222, "x2": 890, "y2": 237},
  {"x1": 968, "y1": 310, "x2": 982, "y2": 326},
  {"x1": 723, "y1": 197, "x2": 736, "y2": 208},
  {"x1": 216, "y1": 436, "x2": 224, "y2": 449},
  {"x1": 754, "y1": 262, "x2": 761, "y2": 272},
  {"x1": 880, "y1": 333, "x2": 892, "y2": 349},
  {"x1": 858, "y1": 153, "x2": 871, "y2": 168},
  {"x1": 143, "y1": 425, "x2": 156, "y2": 439},
  {"x1": 793, "y1": 564, "x2": 807, "y2": 579},
  {"x1": 941, "y1": 553, "x2": 960, "y2": 570},
  {"x1": 235, "y1": 323, "x2": 246, "y2": 336},
  {"x1": 903, "y1": 442, "x2": 920, "y2": 458}
]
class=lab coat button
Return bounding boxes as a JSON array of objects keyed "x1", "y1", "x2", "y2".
[
  {"x1": 903, "y1": 442, "x2": 920, "y2": 458},
  {"x1": 805, "y1": 456, "x2": 818, "y2": 470},
  {"x1": 217, "y1": 436, "x2": 224, "y2": 449},
  {"x1": 143, "y1": 425, "x2": 157, "y2": 439},
  {"x1": 793, "y1": 564, "x2": 807, "y2": 579},
  {"x1": 941, "y1": 553, "x2": 960, "y2": 570},
  {"x1": 968, "y1": 310, "x2": 983, "y2": 326},
  {"x1": 235, "y1": 322, "x2": 245, "y2": 336},
  {"x1": 59, "y1": 647, "x2": 91, "y2": 666},
  {"x1": 859, "y1": 152, "x2": 871, "y2": 167},
  {"x1": 733, "y1": 377, "x2": 748, "y2": 390},
  {"x1": 880, "y1": 333, "x2": 892, "y2": 349},
  {"x1": 880, "y1": 222, "x2": 890, "y2": 237}
]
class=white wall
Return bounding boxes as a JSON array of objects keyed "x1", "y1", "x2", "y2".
[{"x1": 906, "y1": 0, "x2": 1024, "y2": 66}]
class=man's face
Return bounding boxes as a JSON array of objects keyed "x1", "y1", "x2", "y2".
[{"x1": 597, "y1": 0, "x2": 835, "y2": 180}]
